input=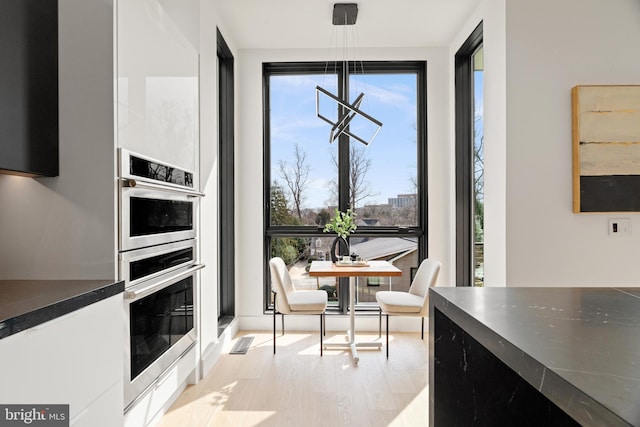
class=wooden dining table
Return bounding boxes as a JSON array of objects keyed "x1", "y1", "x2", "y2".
[{"x1": 308, "y1": 260, "x2": 402, "y2": 365}]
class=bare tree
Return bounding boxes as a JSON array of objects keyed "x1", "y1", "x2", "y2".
[
  {"x1": 329, "y1": 144, "x2": 378, "y2": 210},
  {"x1": 409, "y1": 175, "x2": 417, "y2": 195},
  {"x1": 473, "y1": 112, "x2": 485, "y2": 242},
  {"x1": 349, "y1": 145, "x2": 377, "y2": 208},
  {"x1": 278, "y1": 143, "x2": 310, "y2": 219},
  {"x1": 474, "y1": 120, "x2": 484, "y2": 201}
]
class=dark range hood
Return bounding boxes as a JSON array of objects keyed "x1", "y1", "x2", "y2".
[{"x1": 0, "y1": 0, "x2": 59, "y2": 177}]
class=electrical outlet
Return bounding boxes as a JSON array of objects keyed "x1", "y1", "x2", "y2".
[{"x1": 609, "y1": 218, "x2": 631, "y2": 237}]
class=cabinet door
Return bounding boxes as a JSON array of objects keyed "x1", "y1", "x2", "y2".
[
  {"x1": 70, "y1": 380, "x2": 123, "y2": 427},
  {"x1": 117, "y1": 0, "x2": 199, "y2": 174},
  {"x1": 0, "y1": 295, "x2": 123, "y2": 420}
]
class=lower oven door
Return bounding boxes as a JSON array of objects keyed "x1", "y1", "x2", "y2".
[{"x1": 124, "y1": 263, "x2": 203, "y2": 409}]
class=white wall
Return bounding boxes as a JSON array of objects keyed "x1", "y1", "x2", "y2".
[
  {"x1": 235, "y1": 46, "x2": 452, "y2": 330},
  {"x1": 504, "y1": 0, "x2": 640, "y2": 286},
  {"x1": 0, "y1": 0, "x2": 116, "y2": 280}
]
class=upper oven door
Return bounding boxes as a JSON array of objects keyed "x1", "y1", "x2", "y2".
[{"x1": 119, "y1": 181, "x2": 198, "y2": 252}]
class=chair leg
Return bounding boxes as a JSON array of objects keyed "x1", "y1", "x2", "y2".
[
  {"x1": 421, "y1": 317, "x2": 424, "y2": 340},
  {"x1": 378, "y1": 307, "x2": 382, "y2": 339},
  {"x1": 320, "y1": 314, "x2": 324, "y2": 356},
  {"x1": 323, "y1": 312, "x2": 326, "y2": 336},
  {"x1": 281, "y1": 313, "x2": 285, "y2": 335},
  {"x1": 386, "y1": 314, "x2": 389, "y2": 359},
  {"x1": 273, "y1": 294, "x2": 277, "y2": 355}
]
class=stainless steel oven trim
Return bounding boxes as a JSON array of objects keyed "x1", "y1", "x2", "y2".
[
  {"x1": 119, "y1": 182, "x2": 198, "y2": 252},
  {"x1": 119, "y1": 239, "x2": 197, "y2": 288},
  {"x1": 119, "y1": 148, "x2": 196, "y2": 192},
  {"x1": 123, "y1": 264, "x2": 200, "y2": 408},
  {"x1": 120, "y1": 178, "x2": 205, "y2": 197},
  {"x1": 124, "y1": 263, "x2": 204, "y2": 300}
]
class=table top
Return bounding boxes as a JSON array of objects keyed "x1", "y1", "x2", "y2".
[
  {"x1": 430, "y1": 287, "x2": 640, "y2": 427},
  {"x1": 308, "y1": 260, "x2": 402, "y2": 277}
]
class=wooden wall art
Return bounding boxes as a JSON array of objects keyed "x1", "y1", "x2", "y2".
[{"x1": 572, "y1": 85, "x2": 640, "y2": 212}]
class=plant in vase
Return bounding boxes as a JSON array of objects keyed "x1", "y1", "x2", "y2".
[{"x1": 323, "y1": 208, "x2": 357, "y2": 263}]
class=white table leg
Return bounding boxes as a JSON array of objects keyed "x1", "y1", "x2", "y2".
[
  {"x1": 323, "y1": 275, "x2": 381, "y2": 365},
  {"x1": 349, "y1": 276, "x2": 358, "y2": 364}
]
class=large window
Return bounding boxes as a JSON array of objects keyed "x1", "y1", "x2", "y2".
[
  {"x1": 217, "y1": 29, "x2": 235, "y2": 334},
  {"x1": 472, "y1": 46, "x2": 484, "y2": 286},
  {"x1": 264, "y1": 61, "x2": 427, "y2": 313},
  {"x1": 455, "y1": 22, "x2": 483, "y2": 287}
]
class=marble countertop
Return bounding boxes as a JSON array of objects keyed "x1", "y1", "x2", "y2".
[
  {"x1": 0, "y1": 279, "x2": 124, "y2": 339},
  {"x1": 430, "y1": 287, "x2": 640, "y2": 427}
]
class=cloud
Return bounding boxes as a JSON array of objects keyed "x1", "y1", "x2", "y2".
[
  {"x1": 350, "y1": 80, "x2": 414, "y2": 114},
  {"x1": 271, "y1": 75, "x2": 337, "y2": 93},
  {"x1": 271, "y1": 117, "x2": 327, "y2": 144}
]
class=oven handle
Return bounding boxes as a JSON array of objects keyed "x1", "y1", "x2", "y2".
[
  {"x1": 120, "y1": 178, "x2": 205, "y2": 198},
  {"x1": 124, "y1": 263, "x2": 205, "y2": 300}
]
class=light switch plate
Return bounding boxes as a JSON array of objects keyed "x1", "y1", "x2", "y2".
[{"x1": 608, "y1": 218, "x2": 631, "y2": 237}]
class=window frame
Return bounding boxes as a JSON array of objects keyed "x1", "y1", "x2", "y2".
[
  {"x1": 263, "y1": 60, "x2": 429, "y2": 313},
  {"x1": 217, "y1": 28, "x2": 235, "y2": 334},
  {"x1": 455, "y1": 22, "x2": 483, "y2": 287}
]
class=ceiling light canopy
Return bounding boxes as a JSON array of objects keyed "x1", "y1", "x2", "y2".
[{"x1": 332, "y1": 3, "x2": 358, "y2": 25}]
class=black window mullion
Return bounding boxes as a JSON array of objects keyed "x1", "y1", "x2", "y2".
[
  {"x1": 338, "y1": 61, "x2": 352, "y2": 314},
  {"x1": 338, "y1": 60, "x2": 350, "y2": 214},
  {"x1": 416, "y1": 64, "x2": 428, "y2": 261}
]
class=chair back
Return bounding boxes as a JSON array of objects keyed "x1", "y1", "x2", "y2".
[
  {"x1": 269, "y1": 257, "x2": 294, "y2": 315},
  {"x1": 408, "y1": 258, "x2": 441, "y2": 315}
]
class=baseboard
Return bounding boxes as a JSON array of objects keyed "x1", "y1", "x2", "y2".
[{"x1": 200, "y1": 317, "x2": 240, "y2": 378}]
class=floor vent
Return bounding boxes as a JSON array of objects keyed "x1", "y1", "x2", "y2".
[{"x1": 229, "y1": 336, "x2": 254, "y2": 355}]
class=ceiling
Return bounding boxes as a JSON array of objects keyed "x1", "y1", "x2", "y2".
[{"x1": 216, "y1": 0, "x2": 482, "y2": 50}]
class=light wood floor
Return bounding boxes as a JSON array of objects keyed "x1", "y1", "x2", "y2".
[{"x1": 157, "y1": 331, "x2": 429, "y2": 427}]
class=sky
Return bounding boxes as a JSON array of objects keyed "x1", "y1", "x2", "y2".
[{"x1": 269, "y1": 72, "x2": 419, "y2": 210}]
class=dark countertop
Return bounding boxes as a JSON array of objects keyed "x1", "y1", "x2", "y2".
[
  {"x1": 0, "y1": 279, "x2": 124, "y2": 339},
  {"x1": 430, "y1": 287, "x2": 640, "y2": 427}
]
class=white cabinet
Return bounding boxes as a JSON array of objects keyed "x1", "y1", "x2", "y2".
[
  {"x1": 70, "y1": 380, "x2": 123, "y2": 427},
  {"x1": 0, "y1": 295, "x2": 124, "y2": 425},
  {"x1": 117, "y1": 0, "x2": 199, "y2": 174}
]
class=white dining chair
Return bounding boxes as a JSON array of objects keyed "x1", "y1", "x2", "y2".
[
  {"x1": 375, "y1": 258, "x2": 441, "y2": 358},
  {"x1": 269, "y1": 257, "x2": 328, "y2": 355}
]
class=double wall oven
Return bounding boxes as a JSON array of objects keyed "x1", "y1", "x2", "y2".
[{"x1": 118, "y1": 149, "x2": 204, "y2": 410}]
